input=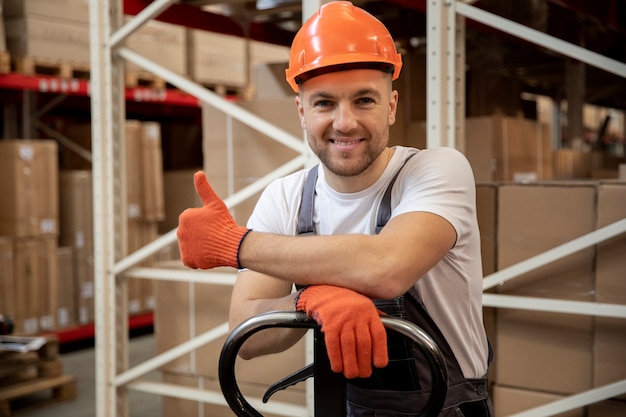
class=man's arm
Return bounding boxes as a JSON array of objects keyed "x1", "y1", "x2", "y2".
[
  {"x1": 178, "y1": 171, "x2": 457, "y2": 299},
  {"x1": 238, "y1": 210, "x2": 456, "y2": 300},
  {"x1": 229, "y1": 269, "x2": 307, "y2": 360}
]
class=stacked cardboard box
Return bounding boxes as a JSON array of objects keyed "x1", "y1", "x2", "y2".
[
  {"x1": 56, "y1": 120, "x2": 166, "y2": 325},
  {"x1": 187, "y1": 30, "x2": 247, "y2": 89},
  {"x1": 0, "y1": 140, "x2": 59, "y2": 334},
  {"x1": 124, "y1": 17, "x2": 187, "y2": 81},
  {"x1": 4, "y1": 0, "x2": 90, "y2": 69},
  {"x1": 59, "y1": 170, "x2": 94, "y2": 326},
  {"x1": 482, "y1": 181, "x2": 626, "y2": 416},
  {"x1": 593, "y1": 182, "x2": 626, "y2": 401},
  {"x1": 464, "y1": 116, "x2": 553, "y2": 182},
  {"x1": 187, "y1": 31, "x2": 291, "y2": 96}
]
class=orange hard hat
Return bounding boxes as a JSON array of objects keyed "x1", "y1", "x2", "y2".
[{"x1": 285, "y1": 1, "x2": 403, "y2": 92}]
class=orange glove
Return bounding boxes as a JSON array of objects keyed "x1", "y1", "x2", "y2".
[
  {"x1": 177, "y1": 171, "x2": 251, "y2": 269},
  {"x1": 296, "y1": 285, "x2": 388, "y2": 379}
]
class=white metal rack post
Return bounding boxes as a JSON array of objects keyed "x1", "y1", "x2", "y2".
[{"x1": 89, "y1": 1, "x2": 626, "y2": 416}]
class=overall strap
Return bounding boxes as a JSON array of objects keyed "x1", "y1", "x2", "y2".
[
  {"x1": 297, "y1": 165, "x2": 318, "y2": 236},
  {"x1": 375, "y1": 151, "x2": 418, "y2": 233}
]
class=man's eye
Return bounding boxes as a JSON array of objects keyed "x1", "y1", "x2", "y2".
[
  {"x1": 357, "y1": 97, "x2": 374, "y2": 105},
  {"x1": 315, "y1": 100, "x2": 332, "y2": 107}
]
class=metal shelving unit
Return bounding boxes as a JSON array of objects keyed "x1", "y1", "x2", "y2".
[{"x1": 88, "y1": 1, "x2": 626, "y2": 416}]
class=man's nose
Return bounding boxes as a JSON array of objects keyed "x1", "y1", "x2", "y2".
[{"x1": 333, "y1": 104, "x2": 358, "y2": 132}]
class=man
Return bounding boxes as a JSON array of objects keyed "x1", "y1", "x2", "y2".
[{"x1": 177, "y1": 2, "x2": 493, "y2": 416}]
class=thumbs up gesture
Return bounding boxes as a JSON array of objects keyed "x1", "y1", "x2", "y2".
[{"x1": 177, "y1": 171, "x2": 251, "y2": 270}]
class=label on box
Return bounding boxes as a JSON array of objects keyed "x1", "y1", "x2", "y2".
[
  {"x1": 129, "y1": 299, "x2": 140, "y2": 314},
  {"x1": 40, "y1": 219, "x2": 56, "y2": 234},
  {"x1": 82, "y1": 282, "x2": 94, "y2": 298},
  {"x1": 23, "y1": 318, "x2": 39, "y2": 334},
  {"x1": 18, "y1": 145, "x2": 34, "y2": 161},
  {"x1": 57, "y1": 308, "x2": 69, "y2": 327},
  {"x1": 75, "y1": 231, "x2": 85, "y2": 249},
  {"x1": 40, "y1": 315, "x2": 54, "y2": 330},
  {"x1": 128, "y1": 204, "x2": 142, "y2": 219},
  {"x1": 145, "y1": 296, "x2": 155, "y2": 310},
  {"x1": 145, "y1": 124, "x2": 159, "y2": 140},
  {"x1": 79, "y1": 307, "x2": 89, "y2": 324}
]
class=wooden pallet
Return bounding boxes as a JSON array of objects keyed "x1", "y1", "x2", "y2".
[
  {"x1": 195, "y1": 82, "x2": 252, "y2": 100},
  {"x1": 12, "y1": 56, "x2": 90, "y2": 80},
  {"x1": 0, "y1": 374, "x2": 76, "y2": 417},
  {"x1": 125, "y1": 70, "x2": 166, "y2": 89},
  {"x1": 0, "y1": 336, "x2": 71, "y2": 415}
]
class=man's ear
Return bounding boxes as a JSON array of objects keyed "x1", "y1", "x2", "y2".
[
  {"x1": 388, "y1": 90, "x2": 399, "y2": 126},
  {"x1": 295, "y1": 95, "x2": 306, "y2": 129}
]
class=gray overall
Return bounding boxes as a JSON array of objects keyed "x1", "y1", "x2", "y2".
[{"x1": 297, "y1": 153, "x2": 494, "y2": 417}]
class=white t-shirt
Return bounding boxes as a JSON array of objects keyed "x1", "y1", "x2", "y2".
[{"x1": 247, "y1": 146, "x2": 489, "y2": 378}]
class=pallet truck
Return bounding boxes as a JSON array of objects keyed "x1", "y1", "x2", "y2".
[{"x1": 219, "y1": 311, "x2": 448, "y2": 417}]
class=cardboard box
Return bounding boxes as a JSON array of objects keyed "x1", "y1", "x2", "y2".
[
  {"x1": 0, "y1": 237, "x2": 14, "y2": 321},
  {"x1": 12, "y1": 237, "x2": 57, "y2": 334},
  {"x1": 125, "y1": 17, "x2": 186, "y2": 76},
  {"x1": 74, "y1": 246, "x2": 94, "y2": 325},
  {"x1": 188, "y1": 30, "x2": 247, "y2": 87},
  {"x1": 59, "y1": 170, "x2": 94, "y2": 251},
  {"x1": 0, "y1": 140, "x2": 59, "y2": 238},
  {"x1": 36, "y1": 236, "x2": 58, "y2": 331},
  {"x1": 58, "y1": 170, "x2": 95, "y2": 325},
  {"x1": 0, "y1": 0, "x2": 7, "y2": 52},
  {"x1": 125, "y1": 120, "x2": 165, "y2": 222},
  {"x1": 495, "y1": 183, "x2": 596, "y2": 394},
  {"x1": 593, "y1": 182, "x2": 626, "y2": 396},
  {"x1": 464, "y1": 116, "x2": 553, "y2": 182},
  {"x1": 57, "y1": 246, "x2": 76, "y2": 329},
  {"x1": 493, "y1": 385, "x2": 583, "y2": 417},
  {"x1": 249, "y1": 39, "x2": 290, "y2": 99},
  {"x1": 126, "y1": 120, "x2": 144, "y2": 220},
  {"x1": 5, "y1": 16, "x2": 90, "y2": 66},
  {"x1": 140, "y1": 122, "x2": 165, "y2": 222},
  {"x1": 13, "y1": 238, "x2": 40, "y2": 334},
  {"x1": 4, "y1": 0, "x2": 89, "y2": 24},
  {"x1": 553, "y1": 149, "x2": 603, "y2": 179}
]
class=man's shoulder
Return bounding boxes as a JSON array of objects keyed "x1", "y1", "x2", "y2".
[{"x1": 264, "y1": 168, "x2": 310, "y2": 195}]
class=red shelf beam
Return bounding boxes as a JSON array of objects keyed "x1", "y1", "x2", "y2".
[
  {"x1": 43, "y1": 312, "x2": 154, "y2": 345},
  {"x1": 0, "y1": 73, "x2": 202, "y2": 107}
]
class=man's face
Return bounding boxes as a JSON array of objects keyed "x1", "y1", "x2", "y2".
[{"x1": 295, "y1": 69, "x2": 398, "y2": 178}]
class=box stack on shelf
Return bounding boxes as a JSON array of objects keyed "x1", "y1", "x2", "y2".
[
  {"x1": 124, "y1": 17, "x2": 187, "y2": 89},
  {"x1": 0, "y1": 140, "x2": 60, "y2": 335},
  {"x1": 3, "y1": 0, "x2": 90, "y2": 78},
  {"x1": 57, "y1": 119, "x2": 169, "y2": 326},
  {"x1": 477, "y1": 181, "x2": 626, "y2": 416},
  {"x1": 0, "y1": 119, "x2": 168, "y2": 335}
]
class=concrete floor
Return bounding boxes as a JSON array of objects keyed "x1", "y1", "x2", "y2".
[{"x1": 18, "y1": 334, "x2": 162, "y2": 417}]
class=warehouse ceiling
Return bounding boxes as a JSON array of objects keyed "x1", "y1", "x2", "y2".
[{"x1": 127, "y1": 0, "x2": 626, "y2": 111}]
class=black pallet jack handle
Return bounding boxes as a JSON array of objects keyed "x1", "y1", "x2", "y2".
[{"x1": 219, "y1": 311, "x2": 448, "y2": 417}]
